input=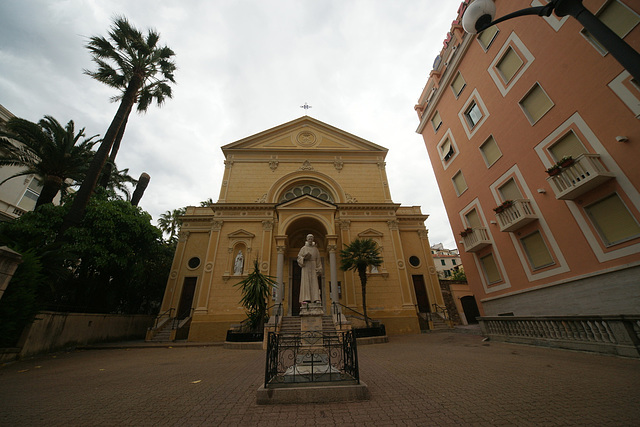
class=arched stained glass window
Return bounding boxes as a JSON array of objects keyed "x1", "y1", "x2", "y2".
[{"x1": 280, "y1": 183, "x2": 334, "y2": 203}]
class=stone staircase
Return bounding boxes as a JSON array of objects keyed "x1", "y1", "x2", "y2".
[
  {"x1": 149, "y1": 322, "x2": 174, "y2": 342},
  {"x1": 278, "y1": 316, "x2": 337, "y2": 335},
  {"x1": 430, "y1": 314, "x2": 453, "y2": 331}
]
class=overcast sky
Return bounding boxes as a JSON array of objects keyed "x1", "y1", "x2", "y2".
[{"x1": 0, "y1": 0, "x2": 462, "y2": 249}]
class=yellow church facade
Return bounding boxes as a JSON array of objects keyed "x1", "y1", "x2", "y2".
[{"x1": 157, "y1": 117, "x2": 445, "y2": 342}]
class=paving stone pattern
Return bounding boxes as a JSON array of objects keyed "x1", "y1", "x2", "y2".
[{"x1": 1, "y1": 332, "x2": 639, "y2": 426}]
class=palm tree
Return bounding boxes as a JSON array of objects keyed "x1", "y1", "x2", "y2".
[
  {"x1": 234, "y1": 260, "x2": 277, "y2": 331},
  {"x1": 157, "y1": 207, "x2": 185, "y2": 241},
  {"x1": 60, "y1": 16, "x2": 176, "y2": 235},
  {"x1": 340, "y1": 238, "x2": 383, "y2": 327},
  {"x1": 0, "y1": 116, "x2": 98, "y2": 209}
]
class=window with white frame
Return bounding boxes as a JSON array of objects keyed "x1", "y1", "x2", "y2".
[
  {"x1": 480, "y1": 253, "x2": 501, "y2": 284},
  {"x1": 17, "y1": 177, "x2": 42, "y2": 211},
  {"x1": 465, "y1": 209, "x2": 482, "y2": 229},
  {"x1": 440, "y1": 137, "x2": 455, "y2": 162},
  {"x1": 452, "y1": 171, "x2": 468, "y2": 196},
  {"x1": 496, "y1": 47, "x2": 524, "y2": 84},
  {"x1": 464, "y1": 101, "x2": 483, "y2": 128},
  {"x1": 581, "y1": 0, "x2": 640, "y2": 55},
  {"x1": 451, "y1": 72, "x2": 466, "y2": 98},
  {"x1": 585, "y1": 193, "x2": 640, "y2": 246},
  {"x1": 479, "y1": 135, "x2": 502, "y2": 167},
  {"x1": 498, "y1": 179, "x2": 523, "y2": 202},
  {"x1": 477, "y1": 25, "x2": 499, "y2": 51},
  {"x1": 548, "y1": 130, "x2": 588, "y2": 161},
  {"x1": 520, "y1": 231, "x2": 555, "y2": 269},
  {"x1": 519, "y1": 83, "x2": 554, "y2": 124}
]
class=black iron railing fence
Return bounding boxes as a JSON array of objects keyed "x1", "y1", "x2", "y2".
[{"x1": 264, "y1": 330, "x2": 360, "y2": 388}]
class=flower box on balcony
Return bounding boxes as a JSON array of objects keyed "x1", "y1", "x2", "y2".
[
  {"x1": 459, "y1": 227, "x2": 473, "y2": 237},
  {"x1": 495, "y1": 199, "x2": 538, "y2": 232},
  {"x1": 493, "y1": 200, "x2": 513, "y2": 214},
  {"x1": 546, "y1": 154, "x2": 615, "y2": 200},
  {"x1": 462, "y1": 227, "x2": 491, "y2": 252}
]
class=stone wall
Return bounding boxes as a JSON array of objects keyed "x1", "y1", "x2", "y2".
[{"x1": 17, "y1": 311, "x2": 154, "y2": 358}]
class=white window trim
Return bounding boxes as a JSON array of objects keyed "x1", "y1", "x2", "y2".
[
  {"x1": 519, "y1": 82, "x2": 554, "y2": 125},
  {"x1": 585, "y1": 192, "x2": 640, "y2": 247},
  {"x1": 458, "y1": 89, "x2": 490, "y2": 139},
  {"x1": 488, "y1": 32, "x2": 535, "y2": 97},
  {"x1": 531, "y1": 0, "x2": 570, "y2": 31},
  {"x1": 438, "y1": 129, "x2": 459, "y2": 171},
  {"x1": 534, "y1": 112, "x2": 640, "y2": 261},
  {"x1": 608, "y1": 70, "x2": 640, "y2": 118}
]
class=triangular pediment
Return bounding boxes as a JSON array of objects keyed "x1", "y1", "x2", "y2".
[
  {"x1": 277, "y1": 195, "x2": 337, "y2": 210},
  {"x1": 227, "y1": 229, "x2": 255, "y2": 239},
  {"x1": 358, "y1": 228, "x2": 384, "y2": 238},
  {"x1": 222, "y1": 116, "x2": 387, "y2": 154}
]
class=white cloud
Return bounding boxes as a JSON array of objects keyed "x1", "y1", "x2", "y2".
[{"x1": 0, "y1": 0, "x2": 461, "y2": 248}]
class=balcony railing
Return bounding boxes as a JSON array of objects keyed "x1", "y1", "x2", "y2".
[
  {"x1": 496, "y1": 199, "x2": 538, "y2": 232},
  {"x1": 546, "y1": 154, "x2": 614, "y2": 200},
  {"x1": 462, "y1": 227, "x2": 491, "y2": 252}
]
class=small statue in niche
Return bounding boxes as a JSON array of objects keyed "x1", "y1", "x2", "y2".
[{"x1": 234, "y1": 251, "x2": 244, "y2": 275}]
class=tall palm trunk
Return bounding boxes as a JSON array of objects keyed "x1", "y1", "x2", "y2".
[
  {"x1": 130, "y1": 172, "x2": 150, "y2": 206},
  {"x1": 97, "y1": 106, "x2": 131, "y2": 189},
  {"x1": 358, "y1": 266, "x2": 370, "y2": 327},
  {"x1": 59, "y1": 75, "x2": 142, "y2": 236},
  {"x1": 35, "y1": 175, "x2": 63, "y2": 209}
]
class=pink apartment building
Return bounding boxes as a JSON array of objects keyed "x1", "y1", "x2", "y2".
[{"x1": 415, "y1": 0, "x2": 640, "y2": 317}]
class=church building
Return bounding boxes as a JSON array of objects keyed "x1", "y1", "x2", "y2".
[{"x1": 155, "y1": 117, "x2": 445, "y2": 342}]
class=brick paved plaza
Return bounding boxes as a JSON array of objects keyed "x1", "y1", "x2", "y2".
[{"x1": 1, "y1": 331, "x2": 638, "y2": 426}]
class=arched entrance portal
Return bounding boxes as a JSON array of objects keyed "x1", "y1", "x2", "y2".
[{"x1": 285, "y1": 217, "x2": 328, "y2": 316}]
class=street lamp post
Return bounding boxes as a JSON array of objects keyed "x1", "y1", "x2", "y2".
[{"x1": 461, "y1": 0, "x2": 640, "y2": 82}]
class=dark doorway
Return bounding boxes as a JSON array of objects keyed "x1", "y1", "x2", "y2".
[
  {"x1": 461, "y1": 295, "x2": 481, "y2": 324},
  {"x1": 177, "y1": 277, "x2": 197, "y2": 319},
  {"x1": 412, "y1": 275, "x2": 431, "y2": 313}
]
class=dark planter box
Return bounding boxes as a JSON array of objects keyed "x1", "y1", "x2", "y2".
[
  {"x1": 353, "y1": 324, "x2": 386, "y2": 338},
  {"x1": 225, "y1": 331, "x2": 264, "y2": 342}
]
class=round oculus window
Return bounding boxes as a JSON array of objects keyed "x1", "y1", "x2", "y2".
[
  {"x1": 188, "y1": 257, "x2": 201, "y2": 269},
  {"x1": 409, "y1": 256, "x2": 421, "y2": 267}
]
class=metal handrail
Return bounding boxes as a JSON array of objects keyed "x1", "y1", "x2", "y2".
[
  {"x1": 332, "y1": 302, "x2": 378, "y2": 328},
  {"x1": 267, "y1": 303, "x2": 283, "y2": 328},
  {"x1": 432, "y1": 303, "x2": 450, "y2": 320},
  {"x1": 152, "y1": 308, "x2": 174, "y2": 329},
  {"x1": 172, "y1": 307, "x2": 194, "y2": 329}
]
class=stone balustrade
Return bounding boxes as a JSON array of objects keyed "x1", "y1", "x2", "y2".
[{"x1": 479, "y1": 315, "x2": 640, "y2": 358}]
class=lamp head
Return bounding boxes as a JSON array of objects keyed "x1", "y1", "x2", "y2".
[{"x1": 462, "y1": 0, "x2": 497, "y2": 34}]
